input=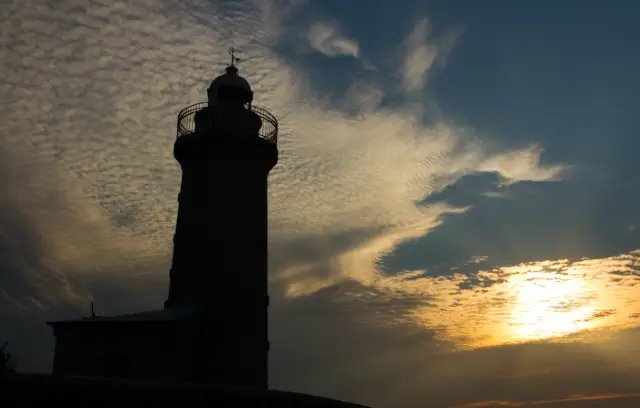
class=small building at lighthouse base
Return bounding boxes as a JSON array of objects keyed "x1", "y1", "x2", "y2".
[{"x1": 47, "y1": 307, "x2": 199, "y2": 381}]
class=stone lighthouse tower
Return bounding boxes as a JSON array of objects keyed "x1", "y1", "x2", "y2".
[
  {"x1": 47, "y1": 50, "x2": 278, "y2": 389},
  {"x1": 164, "y1": 50, "x2": 278, "y2": 387}
]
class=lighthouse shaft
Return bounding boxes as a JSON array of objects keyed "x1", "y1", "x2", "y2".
[{"x1": 166, "y1": 94, "x2": 277, "y2": 388}]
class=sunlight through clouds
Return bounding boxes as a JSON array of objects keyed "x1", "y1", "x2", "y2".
[
  {"x1": 361, "y1": 250, "x2": 640, "y2": 349},
  {"x1": 1, "y1": 0, "x2": 565, "y2": 320},
  {"x1": 11, "y1": 3, "x2": 640, "y2": 407}
]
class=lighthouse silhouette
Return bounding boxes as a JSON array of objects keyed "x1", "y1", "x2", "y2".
[
  {"x1": 36, "y1": 50, "x2": 373, "y2": 407},
  {"x1": 48, "y1": 49, "x2": 277, "y2": 388},
  {"x1": 165, "y1": 48, "x2": 277, "y2": 387}
]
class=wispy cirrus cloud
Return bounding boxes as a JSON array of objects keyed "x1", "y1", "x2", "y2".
[
  {"x1": 307, "y1": 21, "x2": 360, "y2": 58},
  {"x1": 402, "y1": 17, "x2": 463, "y2": 93}
]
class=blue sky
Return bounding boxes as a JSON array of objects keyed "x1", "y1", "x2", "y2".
[{"x1": 2, "y1": 0, "x2": 640, "y2": 407}]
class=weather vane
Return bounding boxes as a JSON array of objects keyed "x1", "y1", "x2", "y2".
[{"x1": 228, "y1": 47, "x2": 245, "y2": 67}]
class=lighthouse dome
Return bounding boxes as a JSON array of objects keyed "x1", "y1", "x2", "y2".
[{"x1": 207, "y1": 66, "x2": 253, "y2": 105}]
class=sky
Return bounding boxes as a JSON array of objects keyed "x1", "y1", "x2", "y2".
[{"x1": 2, "y1": 0, "x2": 640, "y2": 406}]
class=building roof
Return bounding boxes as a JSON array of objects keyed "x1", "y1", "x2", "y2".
[
  {"x1": 206, "y1": 65, "x2": 254, "y2": 104},
  {"x1": 47, "y1": 306, "x2": 197, "y2": 327},
  {"x1": 209, "y1": 66, "x2": 252, "y2": 93}
]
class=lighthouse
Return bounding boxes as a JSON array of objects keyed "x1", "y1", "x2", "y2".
[
  {"x1": 47, "y1": 50, "x2": 278, "y2": 389},
  {"x1": 36, "y1": 50, "x2": 374, "y2": 408},
  {"x1": 164, "y1": 50, "x2": 278, "y2": 387}
]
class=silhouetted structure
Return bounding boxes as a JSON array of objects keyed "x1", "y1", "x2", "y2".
[
  {"x1": 48, "y1": 54, "x2": 276, "y2": 386},
  {"x1": 38, "y1": 51, "x2": 369, "y2": 408}
]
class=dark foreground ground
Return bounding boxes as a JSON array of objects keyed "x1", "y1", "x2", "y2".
[{"x1": 0, "y1": 373, "x2": 371, "y2": 408}]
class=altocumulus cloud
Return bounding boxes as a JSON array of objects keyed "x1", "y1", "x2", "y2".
[{"x1": 1, "y1": 0, "x2": 566, "y2": 381}]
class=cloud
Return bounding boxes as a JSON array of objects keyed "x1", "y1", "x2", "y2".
[
  {"x1": 307, "y1": 21, "x2": 360, "y2": 58},
  {"x1": 0, "y1": 0, "x2": 572, "y2": 404},
  {"x1": 402, "y1": 17, "x2": 463, "y2": 93},
  {"x1": 480, "y1": 145, "x2": 569, "y2": 184},
  {"x1": 454, "y1": 401, "x2": 524, "y2": 408},
  {"x1": 0, "y1": 0, "x2": 564, "y2": 307},
  {"x1": 453, "y1": 393, "x2": 640, "y2": 407},
  {"x1": 360, "y1": 251, "x2": 640, "y2": 350}
]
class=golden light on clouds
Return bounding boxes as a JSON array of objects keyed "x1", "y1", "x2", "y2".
[
  {"x1": 1, "y1": 0, "x2": 586, "y2": 369},
  {"x1": 501, "y1": 254, "x2": 640, "y2": 344},
  {"x1": 1, "y1": 0, "x2": 571, "y2": 313},
  {"x1": 361, "y1": 250, "x2": 640, "y2": 348},
  {"x1": 5, "y1": 2, "x2": 640, "y2": 406},
  {"x1": 505, "y1": 267, "x2": 597, "y2": 341}
]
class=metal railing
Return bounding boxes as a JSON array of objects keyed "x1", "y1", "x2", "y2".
[{"x1": 176, "y1": 102, "x2": 278, "y2": 144}]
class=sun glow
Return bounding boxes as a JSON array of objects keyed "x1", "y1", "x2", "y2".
[
  {"x1": 386, "y1": 252, "x2": 640, "y2": 349},
  {"x1": 506, "y1": 271, "x2": 597, "y2": 340}
]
